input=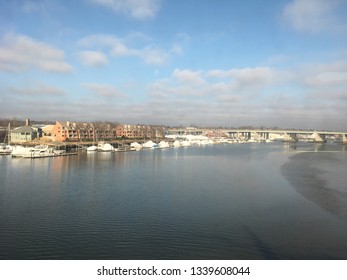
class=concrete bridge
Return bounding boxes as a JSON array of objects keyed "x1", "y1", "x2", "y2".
[
  {"x1": 225, "y1": 129, "x2": 347, "y2": 143},
  {"x1": 167, "y1": 128, "x2": 347, "y2": 143}
]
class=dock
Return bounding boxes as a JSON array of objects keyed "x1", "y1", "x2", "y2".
[{"x1": 20, "y1": 152, "x2": 78, "y2": 159}]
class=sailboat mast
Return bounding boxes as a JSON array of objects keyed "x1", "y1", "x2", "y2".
[{"x1": 8, "y1": 123, "x2": 11, "y2": 144}]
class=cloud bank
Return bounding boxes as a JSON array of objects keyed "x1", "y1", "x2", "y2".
[
  {"x1": 0, "y1": 33, "x2": 72, "y2": 73},
  {"x1": 79, "y1": 51, "x2": 108, "y2": 67},
  {"x1": 78, "y1": 34, "x2": 181, "y2": 66},
  {"x1": 283, "y1": 0, "x2": 347, "y2": 33}
]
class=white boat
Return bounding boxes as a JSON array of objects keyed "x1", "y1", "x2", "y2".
[
  {"x1": 184, "y1": 135, "x2": 213, "y2": 146},
  {"x1": 172, "y1": 140, "x2": 181, "y2": 148},
  {"x1": 180, "y1": 140, "x2": 191, "y2": 147},
  {"x1": 0, "y1": 144, "x2": 12, "y2": 155},
  {"x1": 12, "y1": 145, "x2": 54, "y2": 158},
  {"x1": 97, "y1": 142, "x2": 114, "y2": 152},
  {"x1": 130, "y1": 142, "x2": 142, "y2": 151},
  {"x1": 54, "y1": 149, "x2": 66, "y2": 155},
  {"x1": 142, "y1": 140, "x2": 158, "y2": 149},
  {"x1": 87, "y1": 128, "x2": 98, "y2": 151},
  {"x1": 158, "y1": 141, "x2": 170, "y2": 149},
  {"x1": 22, "y1": 148, "x2": 55, "y2": 158},
  {"x1": 11, "y1": 146, "x2": 35, "y2": 157},
  {"x1": 87, "y1": 145, "x2": 98, "y2": 152}
]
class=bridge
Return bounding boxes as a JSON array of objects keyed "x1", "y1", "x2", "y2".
[
  {"x1": 167, "y1": 128, "x2": 347, "y2": 143},
  {"x1": 224, "y1": 129, "x2": 347, "y2": 143}
]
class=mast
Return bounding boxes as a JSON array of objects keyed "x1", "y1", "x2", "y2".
[
  {"x1": 5, "y1": 122, "x2": 11, "y2": 144},
  {"x1": 9, "y1": 123, "x2": 11, "y2": 144}
]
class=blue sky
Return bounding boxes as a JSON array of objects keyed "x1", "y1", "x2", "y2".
[{"x1": 1, "y1": 0, "x2": 347, "y2": 130}]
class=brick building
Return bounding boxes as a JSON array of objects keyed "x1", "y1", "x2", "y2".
[
  {"x1": 52, "y1": 121, "x2": 116, "y2": 142},
  {"x1": 116, "y1": 124, "x2": 164, "y2": 139}
]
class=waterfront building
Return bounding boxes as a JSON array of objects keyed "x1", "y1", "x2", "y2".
[
  {"x1": 52, "y1": 121, "x2": 117, "y2": 142},
  {"x1": 93, "y1": 122, "x2": 117, "y2": 141},
  {"x1": 9, "y1": 119, "x2": 40, "y2": 143},
  {"x1": 116, "y1": 125, "x2": 164, "y2": 139},
  {"x1": 40, "y1": 125, "x2": 55, "y2": 142},
  {"x1": 10, "y1": 126, "x2": 38, "y2": 143},
  {"x1": 52, "y1": 121, "x2": 77, "y2": 142},
  {"x1": 52, "y1": 121, "x2": 94, "y2": 142}
]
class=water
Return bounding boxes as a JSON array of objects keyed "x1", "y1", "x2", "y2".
[{"x1": 1, "y1": 143, "x2": 347, "y2": 259}]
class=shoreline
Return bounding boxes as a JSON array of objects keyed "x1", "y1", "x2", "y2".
[{"x1": 281, "y1": 151, "x2": 347, "y2": 220}]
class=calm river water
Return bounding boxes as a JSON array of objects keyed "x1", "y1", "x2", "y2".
[{"x1": 1, "y1": 143, "x2": 347, "y2": 259}]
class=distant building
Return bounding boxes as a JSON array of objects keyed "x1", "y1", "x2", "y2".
[
  {"x1": 52, "y1": 121, "x2": 92, "y2": 142},
  {"x1": 42, "y1": 125, "x2": 54, "y2": 136},
  {"x1": 116, "y1": 124, "x2": 147, "y2": 139},
  {"x1": 93, "y1": 122, "x2": 116, "y2": 141},
  {"x1": 116, "y1": 124, "x2": 164, "y2": 139},
  {"x1": 10, "y1": 126, "x2": 38, "y2": 143},
  {"x1": 52, "y1": 121, "x2": 117, "y2": 142},
  {"x1": 39, "y1": 124, "x2": 55, "y2": 142},
  {"x1": 166, "y1": 127, "x2": 204, "y2": 136}
]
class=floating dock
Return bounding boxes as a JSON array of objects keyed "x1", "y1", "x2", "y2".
[{"x1": 20, "y1": 152, "x2": 78, "y2": 159}]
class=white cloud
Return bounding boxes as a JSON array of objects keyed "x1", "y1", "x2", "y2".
[
  {"x1": 172, "y1": 69, "x2": 205, "y2": 84},
  {"x1": 111, "y1": 41, "x2": 139, "y2": 57},
  {"x1": 143, "y1": 63, "x2": 347, "y2": 128},
  {"x1": 2, "y1": 44, "x2": 346, "y2": 129},
  {"x1": 206, "y1": 67, "x2": 277, "y2": 90},
  {"x1": 170, "y1": 44, "x2": 183, "y2": 56},
  {"x1": 317, "y1": 72, "x2": 347, "y2": 83},
  {"x1": 78, "y1": 34, "x2": 119, "y2": 48},
  {"x1": 78, "y1": 34, "x2": 180, "y2": 65},
  {"x1": 4, "y1": 83, "x2": 65, "y2": 97},
  {"x1": 83, "y1": 83, "x2": 127, "y2": 98},
  {"x1": 79, "y1": 51, "x2": 108, "y2": 67},
  {"x1": 282, "y1": 0, "x2": 345, "y2": 33},
  {"x1": 298, "y1": 60, "x2": 347, "y2": 88},
  {"x1": 0, "y1": 33, "x2": 72, "y2": 73},
  {"x1": 141, "y1": 47, "x2": 168, "y2": 65},
  {"x1": 78, "y1": 34, "x2": 140, "y2": 57},
  {"x1": 231, "y1": 67, "x2": 276, "y2": 85},
  {"x1": 149, "y1": 66, "x2": 281, "y2": 104},
  {"x1": 303, "y1": 71, "x2": 347, "y2": 89},
  {"x1": 90, "y1": 0, "x2": 160, "y2": 20}
]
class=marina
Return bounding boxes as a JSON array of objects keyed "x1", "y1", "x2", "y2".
[
  {"x1": 8, "y1": 145, "x2": 77, "y2": 159},
  {"x1": 2, "y1": 127, "x2": 347, "y2": 159}
]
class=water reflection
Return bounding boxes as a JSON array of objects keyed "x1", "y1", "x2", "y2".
[{"x1": 1, "y1": 143, "x2": 347, "y2": 259}]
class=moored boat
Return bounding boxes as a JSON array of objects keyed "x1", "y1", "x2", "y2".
[
  {"x1": 142, "y1": 140, "x2": 158, "y2": 149},
  {"x1": 0, "y1": 144, "x2": 12, "y2": 155},
  {"x1": 87, "y1": 145, "x2": 98, "y2": 152},
  {"x1": 97, "y1": 142, "x2": 114, "y2": 152},
  {"x1": 180, "y1": 140, "x2": 191, "y2": 147},
  {"x1": 172, "y1": 140, "x2": 181, "y2": 148},
  {"x1": 158, "y1": 141, "x2": 170, "y2": 149},
  {"x1": 130, "y1": 142, "x2": 142, "y2": 151}
]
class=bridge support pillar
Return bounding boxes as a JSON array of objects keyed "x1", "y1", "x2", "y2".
[
  {"x1": 228, "y1": 132, "x2": 237, "y2": 139},
  {"x1": 286, "y1": 133, "x2": 297, "y2": 141},
  {"x1": 318, "y1": 134, "x2": 326, "y2": 142},
  {"x1": 343, "y1": 134, "x2": 347, "y2": 144}
]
